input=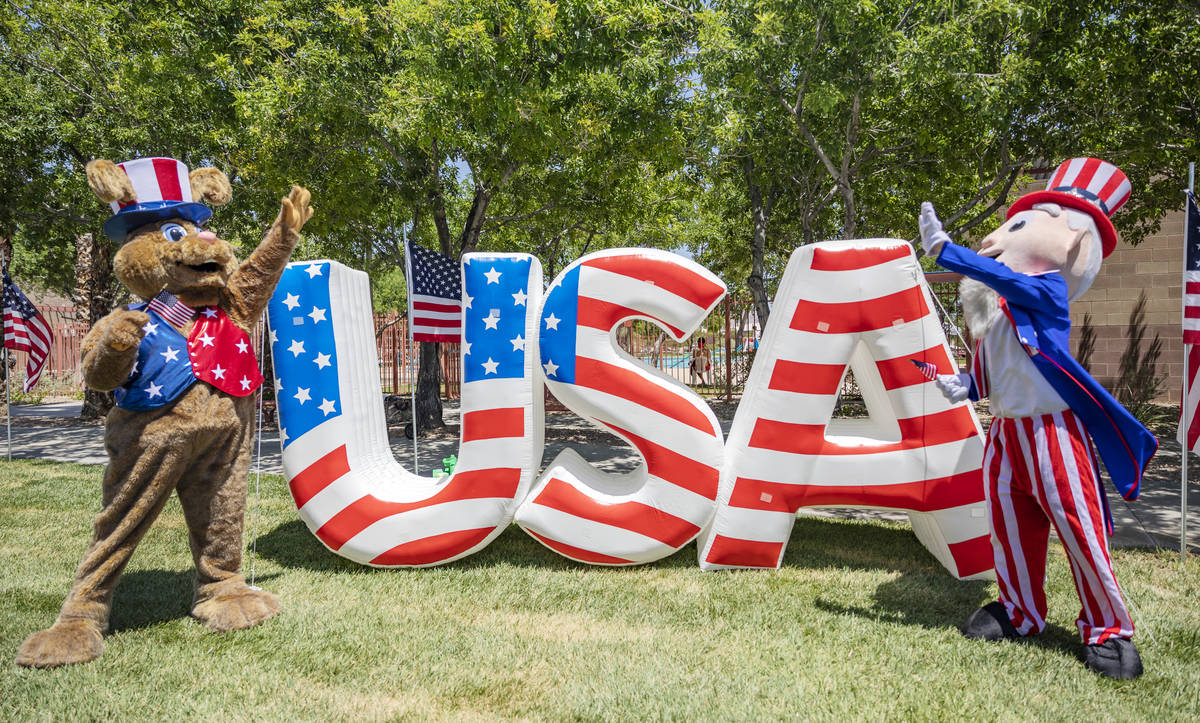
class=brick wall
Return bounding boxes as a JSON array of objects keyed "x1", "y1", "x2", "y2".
[{"x1": 1070, "y1": 206, "x2": 1186, "y2": 402}]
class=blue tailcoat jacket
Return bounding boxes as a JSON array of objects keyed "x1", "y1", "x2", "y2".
[{"x1": 937, "y1": 241, "x2": 1157, "y2": 501}]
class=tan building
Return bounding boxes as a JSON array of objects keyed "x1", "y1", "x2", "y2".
[{"x1": 1070, "y1": 204, "x2": 1188, "y2": 403}]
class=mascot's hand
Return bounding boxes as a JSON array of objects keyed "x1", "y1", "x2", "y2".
[
  {"x1": 934, "y1": 373, "x2": 972, "y2": 403},
  {"x1": 919, "y1": 202, "x2": 952, "y2": 257},
  {"x1": 104, "y1": 310, "x2": 150, "y2": 352},
  {"x1": 276, "y1": 186, "x2": 314, "y2": 238}
]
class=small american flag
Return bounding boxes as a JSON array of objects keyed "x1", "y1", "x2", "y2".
[
  {"x1": 405, "y1": 240, "x2": 462, "y2": 342},
  {"x1": 3, "y1": 272, "x2": 54, "y2": 392},
  {"x1": 147, "y1": 289, "x2": 196, "y2": 328},
  {"x1": 911, "y1": 358, "x2": 939, "y2": 381},
  {"x1": 1178, "y1": 191, "x2": 1200, "y2": 452}
]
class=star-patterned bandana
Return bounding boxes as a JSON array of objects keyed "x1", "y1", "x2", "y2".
[
  {"x1": 114, "y1": 304, "x2": 263, "y2": 410},
  {"x1": 188, "y1": 307, "x2": 263, "y2": 396}
]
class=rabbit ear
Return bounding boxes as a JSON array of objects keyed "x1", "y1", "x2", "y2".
[
  {"x1": 86, "y1": 159, "x2": 137, "y2": 204},
  {"x1": 189, "y1": 167, "x2": 232, "y2": 207}
]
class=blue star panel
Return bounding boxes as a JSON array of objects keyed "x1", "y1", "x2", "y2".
[
  {"x1": 267, "y1": 262, "x2": 340, "y2": 448},
  {"x1": 538, "y1": 264, "x2": 580, "y2": 384},
  {"x1": 463, "y1": 257, "x2": 533, "y2": 382}
]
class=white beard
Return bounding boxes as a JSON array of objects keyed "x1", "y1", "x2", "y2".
[{"x1": 959, "y1": 277, "x2": 1001, "y2": 339}]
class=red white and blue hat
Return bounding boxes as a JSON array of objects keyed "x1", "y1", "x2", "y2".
[
  {"x1": 1007, "y1": 157, "x2": 1131, "y2": 258},
  {"x1": 101, "y1": 157, "x2": 213, "y2": 242}
]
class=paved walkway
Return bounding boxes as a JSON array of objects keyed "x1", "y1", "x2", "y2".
[{"x1": 4, "y1": 401, "x2": 1196, "y2": 552}]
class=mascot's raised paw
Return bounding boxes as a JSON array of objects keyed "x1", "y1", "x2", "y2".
[
  {"x1": 15, "y1": 619, "x2": 104, "y2": 669},
  {"x1": 192, "y1": 584, "x2": 281, "y2": 632},
  {"x1": 276, "y1": 185, "x2": 314, "y2": 238}
]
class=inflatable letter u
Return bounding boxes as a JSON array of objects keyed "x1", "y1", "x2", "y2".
[{"x1": 267, "y1": 255, "x2": 543, "y2": 567}]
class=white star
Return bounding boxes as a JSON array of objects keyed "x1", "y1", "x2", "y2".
[
  {"x1": 282, "y1": 293, "x2": 300, "y2": 311},
  {"x1": 202, "y1": 308, "x2": 219, "y2": 319},
  {"x1": 288, "y1": 339, "x2": 305, "y2": 357},
  {"x1": 239, "y1": 376, "x2": 253, "y2": 390},
  {"x1": 481, "y1": 357, "x2": 499, "y2": 375},
  {"x1": 512, "y1": 289, "x2": 527, "y2": 306},
  {"x1": 308, "y1": 307, "x2": 327, "y2": 323},
  {"x1": 484, "y1": 267, "x2": 502, "y2": 284},
  {"x1": 130, "y1": 361, "x2": 139, "y2": 376},
  {"x1": 463, "y1": 341, "x2": 472, "y2": 356},
  {"x1": 463, "y1": 293, "x2": 473, "y2": 310},
  {"x1": 294, "y1": 387, "x2": 311, "y2": 404},
  {"x1": 313, "y1": 352, "x2": 331, "y2": 370},
  {"x1": 483, "y1": 311, "x2": 500, "y2": 330},
  {"x1": 142, "y1": 321, "x2": 158, "y2": 336},
  {"x1": 269, "y1": 328, "x2": 278, "y2": 344},
  {"x1": 280, "y1": 427, "x2": 289, "y2": 444},
  {"x1": 236, "y1": 339, "x2": 249, "y2": 354},
  {"x1": 305, "y1": 264, "x2": 324, "y2": 278},
  {"x1": 274, "y1": 377, "x2": 283, "y2": 393},
  {"x1": 544, "y1": 313, "x2": 561, "y2": 330},
  {"x1": 318, "y1": 398, "x2": 336, "y2": 416},
  {"x1": 511, "y1": 334, "x2": 525, "y2": 351},
  {"x1": 543, "y1": 359, "x2": 559, "y2": 377},
  {"x1": 145, "y1": 381, "x2": 163, "y2": 398},
  {"x1": 212, "y1": 364, "x2": 226, "y2": 380},
  {"x1": 197, "y1": 332, "x2": 215, "y2": 347},
  {"x1": 160, "y1": 346, "x2": 180, "y2": 362}
]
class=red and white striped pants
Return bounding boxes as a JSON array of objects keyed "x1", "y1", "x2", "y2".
[{"x1": 984, "y1": 411, "x2": 1134, "y2": 644}]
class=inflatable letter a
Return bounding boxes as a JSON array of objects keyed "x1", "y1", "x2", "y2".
[{"x1": 698, "y1": 240, "x2": 993, "y2": 579}]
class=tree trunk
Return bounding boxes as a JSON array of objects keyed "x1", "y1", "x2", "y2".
[
  {"x1": 743, "y1": 157, "x2": 774, "y2": 330},
  {"x1": 415, "y1": 340, "x2": 443, "y2": 430},
  {"x1": 73, "y1": 232, "x2": 116, "y2": 419},
  {"x1": 458, "y1": 184, "x2": 492, "y2": 256}
]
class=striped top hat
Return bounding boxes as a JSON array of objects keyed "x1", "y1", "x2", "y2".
[
  {"x1": 101, "y1": 157, "x2": 214, "y2": 242},
  {"x1": 1007, "y1": 157, "x2": 1131, "y2": 258}
]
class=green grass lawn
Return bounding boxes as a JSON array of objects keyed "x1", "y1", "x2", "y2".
[{"x1": 2, "y1": 459, "x2": 1199, "y2": 720}]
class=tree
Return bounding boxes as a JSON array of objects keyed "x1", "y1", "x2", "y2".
[{"x1": 693, "y1": 0, "x2": 1200, "y2": 325}]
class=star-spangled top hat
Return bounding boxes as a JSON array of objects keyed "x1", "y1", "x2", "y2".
[
  {"x1": 101, "y1": 157, "x2": 214, "y2": 242},
  {"x1": 1006, "y1": 157, "x2": 1131, "y2": 258}
]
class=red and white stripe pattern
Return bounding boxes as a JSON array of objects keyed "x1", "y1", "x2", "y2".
[
  {"x1": 698, "y1": 240, "x2": 992, "y2": 579},
  {"x1": 970, "y1": 339, "x2": 989, "y2": 398},
  {"x1": 515, "y1": 249, "x2": 727, "y2": 565},
  {"x1": 1178, "y1": 191, "x2": 1200, "y2": 452},
  {"x1": 1045, "y1": 157, "x2": 1131, "y2": 216},
  {"x1": 112, "y1": 157, "x2": 193, "y2": 212},
  {"x1": 985, "y1": 411, "x2": 1134, "y2": 644},
  {"x1": 276, "y1": 256, "x2": 543, "y2": 567}
]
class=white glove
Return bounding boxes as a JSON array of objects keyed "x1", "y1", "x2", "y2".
[
  {"x1": 918, "y1": 201, "x2": 952, "y2": 257},
  {"x1": 934, "y1": 373, "x2": 972, "y2": 403}
]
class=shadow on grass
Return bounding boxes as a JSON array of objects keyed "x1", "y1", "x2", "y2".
[{"x1": 107, "y1": 569, "x2": 283, "y2": 633}]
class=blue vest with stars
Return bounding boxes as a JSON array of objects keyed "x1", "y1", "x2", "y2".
[{"x1": 114, "y1": 304, "x2": 198, "y2": 410}]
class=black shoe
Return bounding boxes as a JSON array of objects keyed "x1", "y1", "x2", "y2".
[
  {"x1": 1084, "y1": 638, "x2": 1143, "y2": 680},
  {"x1": 961, "y1": 601, "x2": 1021, "y2": 641}
]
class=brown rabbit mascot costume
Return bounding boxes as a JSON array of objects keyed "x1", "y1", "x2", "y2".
[{"x1": 16, "y1": 157, "x2": 313, "y2": 668}]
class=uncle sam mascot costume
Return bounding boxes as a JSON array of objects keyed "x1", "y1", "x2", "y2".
[{"x1": 920, "y1": 158, "x2": 1158, "y2": 679}]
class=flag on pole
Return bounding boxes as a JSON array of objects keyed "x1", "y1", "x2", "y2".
[
  {"x1": 3, "y1": 272, "x2": 54, "y2": 392},
  {"x1": 404, "y1": 240, "x2": 462, "y2": 343},
  {"x1": 1179, "y1": 190, "x2": 1200, "y2": 452}
]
